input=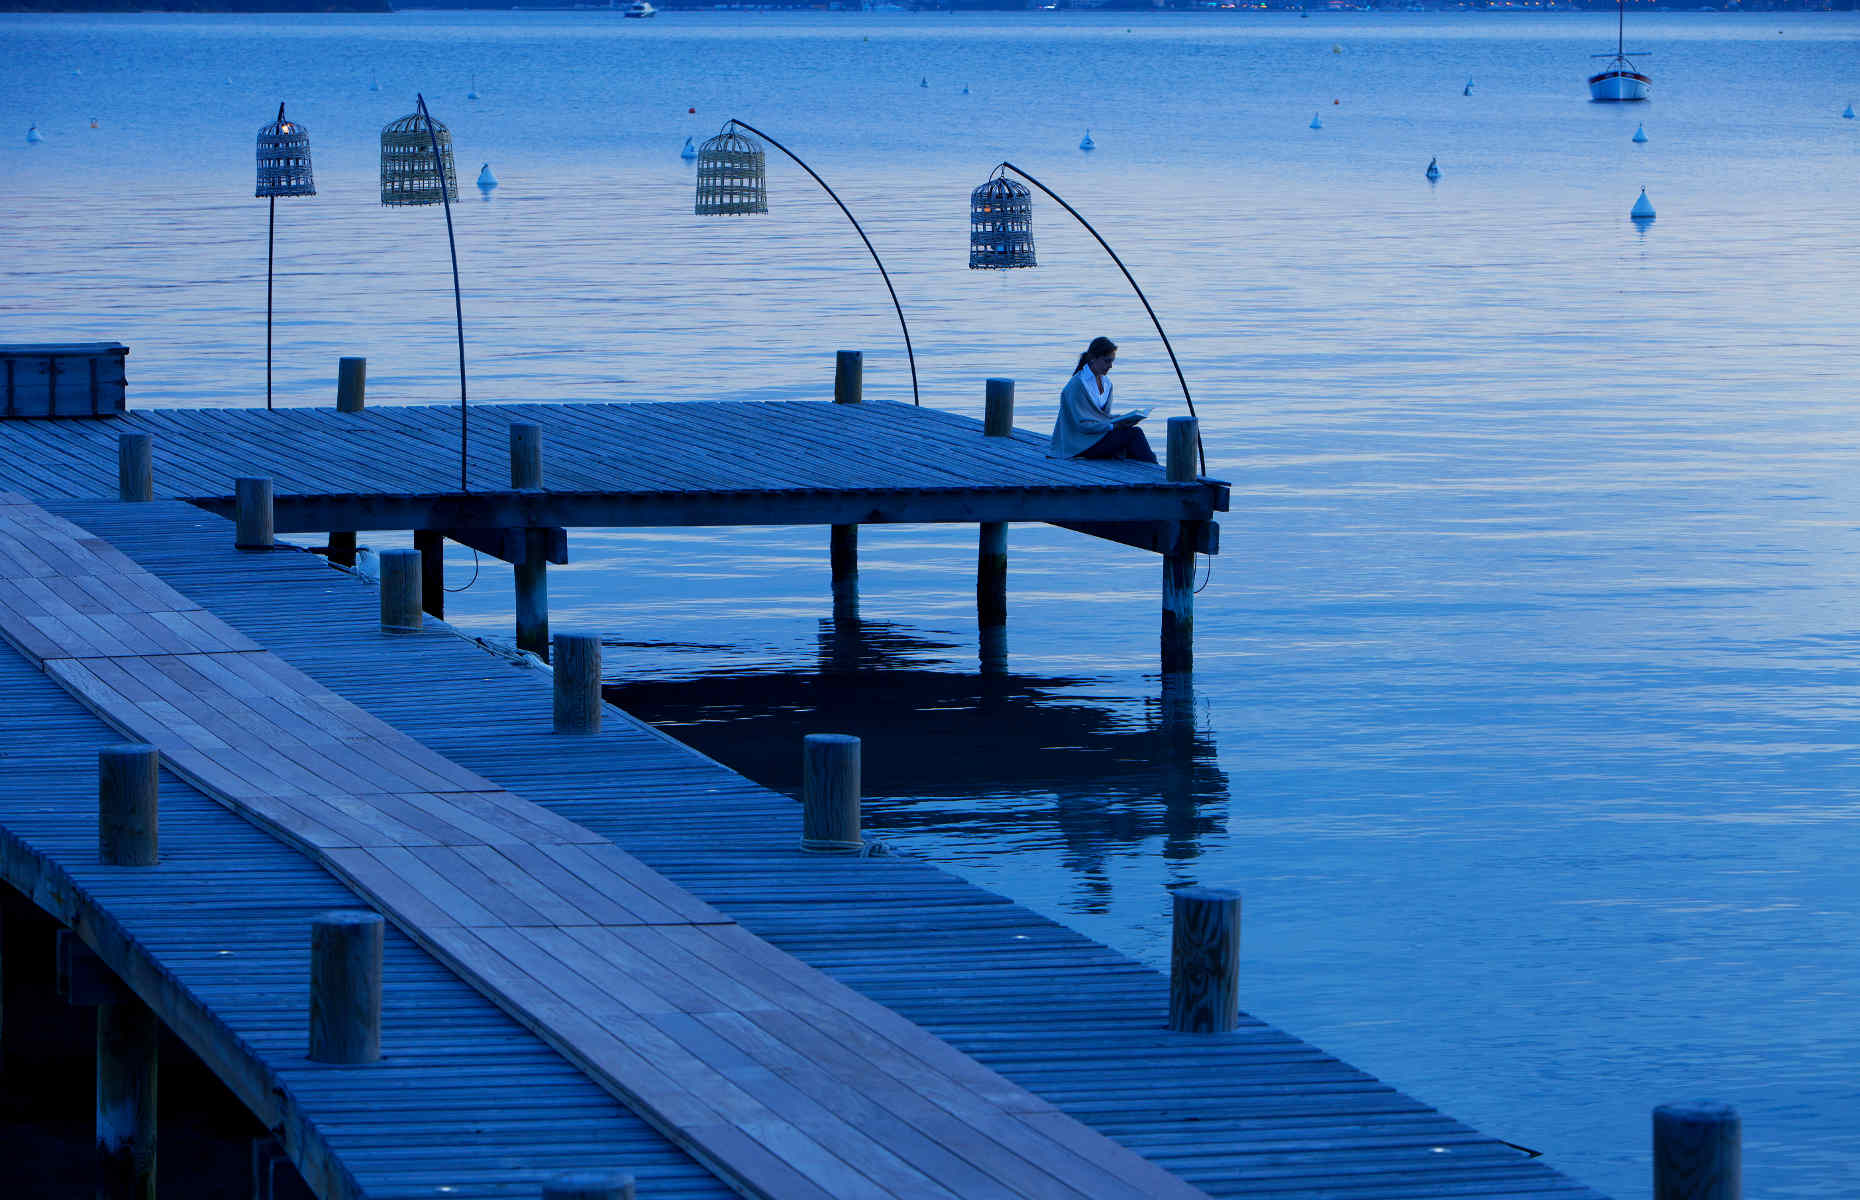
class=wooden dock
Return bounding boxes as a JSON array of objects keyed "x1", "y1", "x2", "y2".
[
  {"x1": 0, "y1": 401, "x2": 1223, "y2": 532},
  {"x1": 0, "y1": 395, "x2": 1224, "y2": 667},
  {"x1": 0, "y1": 392, "x2": 1607, "y2": 1199}
]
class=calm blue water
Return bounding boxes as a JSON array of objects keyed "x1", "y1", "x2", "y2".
[{"x1": 6, "y1": 11, "x2": 1860, "y2": 1197}]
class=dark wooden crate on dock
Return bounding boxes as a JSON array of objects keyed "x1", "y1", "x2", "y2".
[{"x1": 0, "y1": 343, "x2": 128, "y2": 418}]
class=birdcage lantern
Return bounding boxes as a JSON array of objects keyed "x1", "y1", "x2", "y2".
[
  {"x1": 695, "y1": 124, "x2": 768, "y2": 215},
  {"x1": 969, "y1": 172, "x2": 1035, "y2": 270},
  {"x1": 256, "y1": 105, "x2": 314, "y2": 198},
  {"x1": 380, "y1": 110, "x2": 457, "y2": 206}
]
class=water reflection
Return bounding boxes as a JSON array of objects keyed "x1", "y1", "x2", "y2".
[{"x1": 603, "y1": 618, "x2": 1230, "y2": 885}]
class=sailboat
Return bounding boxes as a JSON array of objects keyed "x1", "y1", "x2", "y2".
[{"x1": 1589, "y1": 0, "x2": 1651, "y2": 102}]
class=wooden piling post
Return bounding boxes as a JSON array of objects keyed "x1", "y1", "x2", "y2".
[
  {"x1": 97, "y1": 991, "x2": 158, "y2": 1200},
  {"x1": 982, "y1": 377, "x2": 1014, "y2": 437},
  {"x1": 833, "y1": 349, "x2": 863, "y2": 407},
  {"x1": 1654, "y1": 1101, "x2": 1740, "y2": 1200},
  {"x1": 979, "y1": 625, "x2": 1007, "y2": 677},
  {"x1": 98, "y1": 745, "x2": 158, "y2": 867},
  {"x1": 330, "y1": 359, "x2": 366, "y2": 559},
  {"x1": 117, "y1": 433, "x2": 151, "y2": 503},
  {"x1": 553, "y1": 633, "x2": 602, "y2": 734},
  {"x1": 511, "y1": 422, "x2": 543, "y2": 489},
  {"x1": 542, "y1": 1171, "x2": 635, "y2": 1200},
  {"x1": 308, "y1": 911, "x2": 383, "y2": 1065},
  {"x1": 56, "y1": 928, "x2": 159, "y2": 1197},
  {"x1": 1162, "y1": 417, "x2": 1199, "y2": 677},
  {"x1": 801, "y1": 733, "x2": 862, "y2": 852},
  {"x1": 831, "y1": 351, "x2": 861, "y2": 616},
  {"x1": 1166, "y1": 417, "x2": 1198, "y2": 484},
  {"x1": 234, "y1": 477, "x2": 273, "y2": 550},
  {"x1": 378, "y1": 548, "x2": 423, "y2": 632},
  {"x1": 336, "y1": 357, "x2": 366, "y2": 413},
  {"x1": 1168, "y1": 886, "x2": 1240, "y2": 1033},
  {"x1": 978, "y1": 378, "x2": 1014, "y2": 631},
  {"x1": 510, "y1": 423, "x2": 549, "y2": 657},
  {"x1": 516, "y1": 531, "x2": 550, "y2": 660},
  {"x1": 413, "y1": 530, "x2": 445, "y2": 620}
]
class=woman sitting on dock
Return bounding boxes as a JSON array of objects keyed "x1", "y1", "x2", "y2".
[{"x1": 1047, "y1": 336, "x2": 1157, "y2": 463}]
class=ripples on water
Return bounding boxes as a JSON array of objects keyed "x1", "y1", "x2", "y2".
[{"x1": 5, "y1": 11, "x2": 1860, "y2": 1196}]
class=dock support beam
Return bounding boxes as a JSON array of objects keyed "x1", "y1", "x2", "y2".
[
  {"x1": 97, "y1": 991, "x2": 159, "y2": 1200},
  {"x1": 1654, "y1": 1101, "x2": 1740, "y2": 1200},
  {"x1": 94, "y1": 745, "x2": 161, "y2": 1199},
  {"x1": 117, "y1": 434, "x2": 151, "y2": 503},
  {"x1": 1162, "y1": 418, "x2": 1200, "y2": 677},
  {"x1": 330, "y1": 358, "x2": 365, "y2": 562},
  {"x1": 978, "y1": 378, "x2": 1014, "y2": 635},
  {"x1": 414, "y1": 530, "x2": 445, "y2": 620},
  {"x1": 1169, "y1": 886, "x2": 1240, "y2": 1033},
  {"x1": 516, "y1": 533, "x2": 550, "y2": 660},
  {"x1": 511, "y1": 423, "x2": 549, "y2": 659},
  {"x1": 831, "y1": 351, "x2": 861, "y2": 620}
]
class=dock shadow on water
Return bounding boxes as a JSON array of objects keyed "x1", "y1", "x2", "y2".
[{"x1": 603, "y1": 616, "x2": 1230, "y2": 910}]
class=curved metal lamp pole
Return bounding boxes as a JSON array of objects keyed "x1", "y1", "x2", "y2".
[
  {"x1": 992, "y1": 161, "x2": 1204, "y2": 476},
  {"x1": 417, "y1": 92, "x2": 470, "y2": 491},
  {"x1": 266, "y1": 166, "x2": 276, "y2": 411},
  {"x1": 724, "y1": 119, "x2": 920, "y2": 407}
]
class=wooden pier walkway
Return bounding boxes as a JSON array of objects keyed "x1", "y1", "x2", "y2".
[
  {"x1": 0, "y1": 401, "x2": 1226, "y2": 533},
  {"x1": 0, "y1": 486, "x2": 1608, "y2": 1200},
  {"x1": 0, "y1": 394, "x2": 1223, "y2": 668},
  {"x1": 0, "y1": 493, "x2": 1201, "y2": 1200}
]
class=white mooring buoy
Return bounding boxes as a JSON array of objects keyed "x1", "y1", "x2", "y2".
[
  {"x1": 1633, "y1": 123, "x2": 1648, "y2": 143},
  {"x1": 919, "y1": 76, "x2": 928, "y2": 88},
  {"x1": 1425, "y1": 156, "x2": 1439, "y2": 180},
  {"x1": 26, "y1": 124, "x2": 43, "y2": 144},
  {"x1": 680, "y1": 135, "x2": 696, "y2": 160},
  {"x1": 1463, "y1": 80, "x2": 1473, "y2": 96},
  {"x1": 1310, "y1": 112, "x2": 1323, "y2": 130},
  {"x1": 1079, "y1": 130, "x2": 1094, "y2": 151},
  {"x1": 1844, "y1": 103, "x2": 1855, "y2": 119},
  {"x1": 476, "y1": 162, "x2": 498, "y2": 190},
  {"x1": 1630, "y1": 188, "x2": 1656, "y2": 221}
]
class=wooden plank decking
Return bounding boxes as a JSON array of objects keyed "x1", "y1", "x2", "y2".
[
  {"x1": 0, "y1": 494, "x2": 1212, "y2": 1200},
  {"x1": 0, "y1": 403, "x2": 1225, "y2": 535},
  {"x1": 0, "y1": 648, "x2": 739, "y2": 1199},
  {"x1": 4, "y1": 495, "x2": 1609, "y2": 1200}
]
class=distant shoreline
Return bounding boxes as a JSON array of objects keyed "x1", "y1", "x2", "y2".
[
  {"x1": 3, "y1": 1, "x2": 1850, "y2": 11},
  {"x1": 2, "y1": 1, "x2": 394, "y2": 10}
]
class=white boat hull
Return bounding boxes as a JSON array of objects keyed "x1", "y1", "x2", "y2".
[{"x1": 1589, "y1": 69, "x2": 1651, "y2": 102}]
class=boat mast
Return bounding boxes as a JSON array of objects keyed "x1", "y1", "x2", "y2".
[{"x1": 1618, "y1": 0, "x2": 1625, "y2": 57}]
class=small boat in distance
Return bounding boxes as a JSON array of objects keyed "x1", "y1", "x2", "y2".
[
  {"x1": 1589, "y1": 0, "x2": 1651, "y2": 102},
  {"x1": 623, "y1": 0, "x2": 656, "y2": 16}
]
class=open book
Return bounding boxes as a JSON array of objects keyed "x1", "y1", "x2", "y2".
[{"x1": 1112, "y1": 408, "x2": 1150, "y2": 427}]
